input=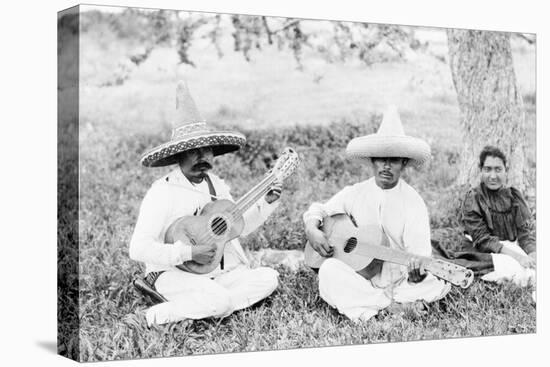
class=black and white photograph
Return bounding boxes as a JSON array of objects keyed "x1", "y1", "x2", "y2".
[
  {"x1": 4, "y1": 0, "x2": 545, "y2": 366},
  {"x1": 55, "y1": 2, "x2": 541, "y2": 363}
]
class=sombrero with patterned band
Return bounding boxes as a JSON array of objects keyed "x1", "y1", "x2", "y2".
[
  {"x1": 346, "y1": 105, "x2": 431, "y2": 168},
  {"x1": 140, "y1": 81, "x2": 246, "y2": 167}
]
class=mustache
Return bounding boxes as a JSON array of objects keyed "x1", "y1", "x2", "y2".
[
  {"x1": 379, "y1": 170, "x2": 393, "y2": 176},
  {"x1": 192, "y1": 161, "x2": 213, "y2": 170}
]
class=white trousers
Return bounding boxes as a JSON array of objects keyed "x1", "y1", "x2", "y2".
[
  {"x1": 145, "y1": 266, "x2": 279, "y2": 326},
  {"x1": 481, "y1": 240, "x2": 535, "y2": 287},
  {"x1": 318, "y1": 258, "x2": 451, "y2": 322}
]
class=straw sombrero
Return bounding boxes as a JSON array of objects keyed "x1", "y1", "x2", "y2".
[
  {"x1": 140, "y1": 81, "x2": 246, "y2": 167},
  {"x1": 346, "y1": 105, "x2": 431, "y2": 167}
]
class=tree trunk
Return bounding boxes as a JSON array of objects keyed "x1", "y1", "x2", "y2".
[{"x1": 447, "y1": 29, "x2": 527, "y2": 192}]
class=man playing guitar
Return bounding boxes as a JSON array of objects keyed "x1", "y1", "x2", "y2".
[
  {"x1": 303, "y1": 106, "x2": 451, "y2": 322},
  {"x1": 130, "y1": 81, "x2": 283, "y2": 326}
]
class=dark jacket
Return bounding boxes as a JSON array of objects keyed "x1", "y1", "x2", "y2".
[{"x1": 461, "y1": 183, "x2": 536, "y2": 255}]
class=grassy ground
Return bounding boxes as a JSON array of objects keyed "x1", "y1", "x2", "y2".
[
  {"x1": 62, "y1": 12, "x2": 537, "y2": 362},
  {"x1": 77, "y1": 266, "x2": 535, "y2": 361}
]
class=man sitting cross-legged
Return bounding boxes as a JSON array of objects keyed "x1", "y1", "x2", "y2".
[
  {"x1": 303, "y1": 106, "x2": 451, "y2": 322},
  {"x1": 130, "y1": 81, "x2": 282, "y2": 326}
]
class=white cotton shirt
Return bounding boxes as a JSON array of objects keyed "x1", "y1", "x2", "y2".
[
  {"x1": 303, "y1": 177, "x2": 432, "y2": 288},
  {"x1": 129, "y1": 168, "x2": 279, "y2": 277}
]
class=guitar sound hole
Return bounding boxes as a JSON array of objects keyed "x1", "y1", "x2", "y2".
[
  {"x1": 343, "y1": 237, "x2": 357, "y2": 253},
  {"x1": 211, "y1": 217, "x2": 228, "y2": 236}
]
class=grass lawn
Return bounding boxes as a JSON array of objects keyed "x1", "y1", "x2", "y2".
[{"x1": 77, "y1": 266, "x2": 535, "y2": 361}]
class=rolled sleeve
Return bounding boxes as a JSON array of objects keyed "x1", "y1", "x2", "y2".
[
  {"x1": 129, "y1": 185, "x2": 193, "y2": 266},
  {"x1": 302, "y1": 202, "x2": 327, "y2": 227},
  {"x1": 302, "y1": 186, "x2": 354, "y2": 226}
]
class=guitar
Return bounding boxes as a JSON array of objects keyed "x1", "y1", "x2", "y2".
[
  {"x1": 165, "y1": 147, "x2": 300, "y2": 274},
  {"x1": 304, "y1": 214, "x2": 474, "y2": 288}
]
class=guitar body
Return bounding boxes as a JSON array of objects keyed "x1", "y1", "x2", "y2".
[
  {"x1": 165, "y1": 199, "x2": 245, "y2": 274},
  {"x1": 304, "y1": 214, "x2": 389, "y2": 271}
]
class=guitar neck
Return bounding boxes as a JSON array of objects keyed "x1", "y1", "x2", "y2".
[
  {"x1": 355, "y1": 243, "x2": 421, "y2": 267},
  {"x1": 232, "y1": 173, "x2": 276, "y2": 218},
  {"x1": 354, "y1": 242, "x2": 473, "y2": 288},
  {"x1": 231, "y1": 147, "x2": 298, "y2": 220}
]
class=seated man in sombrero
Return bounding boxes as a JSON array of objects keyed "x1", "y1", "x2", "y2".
[
  {"x1": 129, "y1": 81, "x2": 281, "y2": 326},
  {"x1": 303, "y1": 106, "x2": 450, "y2": 322}
]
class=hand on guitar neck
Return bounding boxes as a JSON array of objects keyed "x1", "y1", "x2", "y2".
[
  {"x1": 265, "y1": 180, "x2": 283, "y2": 204},
  {"x1": 407, "y1": 257, "x2": 427, "y2": 283}
]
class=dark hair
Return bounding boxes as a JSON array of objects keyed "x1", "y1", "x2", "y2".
[{"x1": 479, "y1": 145, "x2": 507, "y2": 169}]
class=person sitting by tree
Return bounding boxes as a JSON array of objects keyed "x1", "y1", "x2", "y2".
[{"x1": 460, "y1": 145, "x2": 536, "y2": 269}]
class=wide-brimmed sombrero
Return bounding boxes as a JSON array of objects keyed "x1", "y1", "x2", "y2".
[
  {"x1": 140, "y1": 81, "x2": 246, "y2": 167},
  {"x1": 346, "y1": 105, "x2": 431, "y2": 167}
]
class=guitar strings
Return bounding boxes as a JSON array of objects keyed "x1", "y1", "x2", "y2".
[
  {"x1": 203, "y1": 174, "x2": 274, "y2": 239},
  {"x1": 222, "y1": 153, "x2": 296, "y2": 229},
  {"x1": 193, "y1": 173, "x2": 274, "y2": 247},
  {"x1": 210, "y1": 174, "x2": 276, "y2": 235}
]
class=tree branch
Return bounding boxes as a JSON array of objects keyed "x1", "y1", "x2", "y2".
[
  {"x1": 271, "y1": 20, "x2": 300, "y2": 35},
  {"x1": 261, "y1": 16, "x2": 273, "y2": 44}
]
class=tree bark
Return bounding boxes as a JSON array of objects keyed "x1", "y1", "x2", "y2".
[{"x1": 447, "y1": 29, "x2": 527, "y2": 192}]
